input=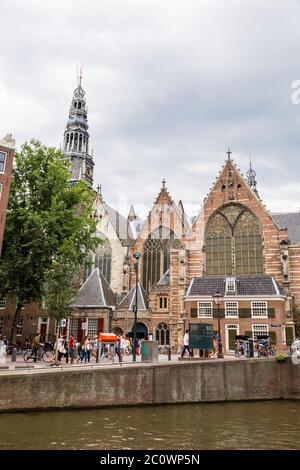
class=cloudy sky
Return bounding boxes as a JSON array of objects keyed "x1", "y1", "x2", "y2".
[{"x1": 1, "y1": 0, "x2": 300, "y2": 218}]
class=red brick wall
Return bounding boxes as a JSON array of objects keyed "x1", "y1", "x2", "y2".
[
  {"x1": 289, "y1": 245, "x2": 300, "y2": 308},
  {"x1": 0, "y1": 143, "x2": 14, "y2": 254}
]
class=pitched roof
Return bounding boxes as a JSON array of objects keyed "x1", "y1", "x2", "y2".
[
  {"x1": 177, "y1": 200, "x2": 191, "y2": 232},
  {"x1": 157, "y1": 269, "x2": 170, "y2": 286},
  {"x1": 271, "y1": 212, "x2": 300, "y2": 244},
  {"x1": 187, "y1": 275, "x2": 284, "y2": 297},
  {"x1": 72, "y1": 268, "x2": 117, "y2": 308},
  {"x1": 118, "y1": 282, "x2": 149, "y2": 310}
]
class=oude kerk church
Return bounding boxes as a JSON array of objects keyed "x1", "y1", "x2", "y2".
[{"x1": 1, "y1": 77, "x2": 300, "y2": 353}]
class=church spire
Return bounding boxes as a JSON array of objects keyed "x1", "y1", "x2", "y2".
[
  {"x1": 246, "y1": 156, "x2": 259, "y2": 196},
  {"x1": 63, "y1": 70, "x2": 94, "y2": 187},
  {"x1": 227, "y1": 148, "x2": 232, "y2": 160},
  {"x1": 128, "y1": 205, "x2": 137, "y2": 221}
]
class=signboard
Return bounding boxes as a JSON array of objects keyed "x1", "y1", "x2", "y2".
[
  {"x1": 189, "y1": 323, "x2": 213, "y2": 350},
  {"x1": 81, "y1": 322, "x2": 87, "y2": 330},
  {"x1": 60, "y1": 319, "x2": 67, "y2": 328},
  {"x1": 271, "y1": 323, "x2": 281, "y2": 328}
]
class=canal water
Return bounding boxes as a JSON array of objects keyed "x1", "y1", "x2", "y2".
[{"x1": 0, "y1": 401, "x2": 299, "y2": 450}]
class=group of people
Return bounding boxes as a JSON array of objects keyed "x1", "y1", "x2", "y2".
[
  {"x1": 51, "y1": 333, "x2": 142, "y2": 365},
  {"x1": 53, "y1": 334, "x2": 99, "y2": 364}
]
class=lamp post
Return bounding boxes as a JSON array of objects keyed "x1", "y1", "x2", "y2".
[
  {"x1": 212, "y1": 290, "x2": 224, "y2": 359},
  {"x1": 132, "y1": 252, "x2": 141, "y2": 362}
]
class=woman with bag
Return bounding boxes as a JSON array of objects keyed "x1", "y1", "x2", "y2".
[
  {"x1": 57, "y1": 335, "x2": 68, "y2": 363},
  {"x1": 82, "y1": 335, "x2": 90, "y2": 363}
]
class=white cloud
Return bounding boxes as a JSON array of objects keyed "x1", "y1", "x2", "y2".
[{"x1": 1, "y1": 0, "x2": 300, "y2": 218}]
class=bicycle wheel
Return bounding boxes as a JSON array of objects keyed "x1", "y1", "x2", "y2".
[
  {"x1": 42, "y1": 350, "x2": 55, "y2": 363},
  {"x1": 23, "y1": 350, "x2": 35, "y2": 363}
]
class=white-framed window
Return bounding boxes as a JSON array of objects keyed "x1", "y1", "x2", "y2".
[
  {"x1": 0, "y1": 151, "x2": 6, "y2": 173},
  {"x1": 251, "y1": 301, "x2": 268, "y2": 318},
  {"x1": 0, "y1": 297, "x2": 6, "y2": 309},
  {"x1": 15, "y1": 318, "x2": 23, "y2": 336},
  {"x1": 69, "y1": 318, "x2": 78, "y2": 338},
  {"x1": 0, "y1": 317, "x2": 3, "y2": 335},
  {"x1": 87, "y1": 318, "x2": 98, "y2": 338},
  {"x1": 225, "y1": 301, "x2": 238, "y2": 318},
  {"x1": 159, "y1": 297, "x2": 168, "y2": 310},
  {"x1": 0, "y1": 182, "x2": 3, "y2": 199},
  {"x1": 252, "y1": 324, "x2": 269, "y2": 341},
  {"x1": 226, "y1": 277, "x2": 236, "y2": 294},
  {"x1": 197, "y1": 301, "x2": 213, "y2": 318}
]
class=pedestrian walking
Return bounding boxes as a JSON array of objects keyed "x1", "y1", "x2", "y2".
[
  {"x1": 181, "y1": 330, "x2": 192, "y2": 358},
  {"x1": 0, "y1": 336, "x2": 6, "y2": 361},
  {"x1": 115, "y1": 335, "x2": 122, "y2": 362},
  {"x1": 82, "y1": 335, "x2": 91, "y2": 362},
  {"x1": 57, "y1": 335, "x2": 68, "y2": 363},
  {"x1": 69, "y1": 335, "x2": 75, "y2": 364}
]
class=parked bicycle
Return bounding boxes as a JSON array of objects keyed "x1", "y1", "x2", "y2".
[
  {"x1": 234, "y1": 339, "x2": 246, "y2": 358},
  {"x1": 23, "y1": 348, "x2": 55, "y2": 363},
  {"x1": 256, "y1": 336, "x2": 276, "y2": 357}
]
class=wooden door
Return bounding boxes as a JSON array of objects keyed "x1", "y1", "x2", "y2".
[{"x1": 98, "y1": 318, "x2": 104, "y2": 335}]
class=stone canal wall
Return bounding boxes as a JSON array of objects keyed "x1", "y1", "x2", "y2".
[{"x1": 0, "y1": 359, "x2": 300, "y2": 412}]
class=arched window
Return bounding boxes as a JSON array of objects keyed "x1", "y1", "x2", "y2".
[
  {"x1": 205, "y1": 204, "x2": 263, "y2": 276},
  {"x1": 94, "y1": 236, "x2": 112, "y2": 284},
  {"x1": 155, "y1": 322, "x2": 170, "y2": 346},
  {"x1": 142, "y1": 227, "x2": 182, "y2": 292}
]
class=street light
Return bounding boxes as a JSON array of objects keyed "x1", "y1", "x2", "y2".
[
  {"x1": 132, "y1": 252, "x2": 141, "y2": 362},
  {"x1": 212, "y1": 290, "x2": 224, "y2": 358}
]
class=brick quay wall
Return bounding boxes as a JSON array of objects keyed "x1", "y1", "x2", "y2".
[{"x1": 0, "y1": 359, "x2": 300, "y2": 412}]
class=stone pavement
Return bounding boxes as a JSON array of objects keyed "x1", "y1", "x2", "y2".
[{"x1": 0, "y1": 351, "x2": 239, "y2": 373}]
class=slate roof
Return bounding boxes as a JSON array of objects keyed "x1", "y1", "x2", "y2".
[
  {"x1": 187, "y1": 275, "x2": 284, "y2": 297},
  {"x1": 157, "y1": 269, "x2": 170, "y2": 286},
  {"x1": 271, "y1": 212, "x2": 300, "y2": 244},
  {"x1": 72, "y1": 268, "x2": 117, "y2": 308},
  {"x1": 118, "y1": 282, "x2": 149, "y2": 310}
]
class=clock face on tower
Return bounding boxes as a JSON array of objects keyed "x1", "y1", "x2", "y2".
[{"x1": 86, "y1": 165, "x2": 93, "y2": 178}]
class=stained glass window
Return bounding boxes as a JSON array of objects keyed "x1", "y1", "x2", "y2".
[
  {"x1": 155, "y1": 322, "x2": 170, "y2": 346},
  {"x1": 205, "y1": 204, "x2": 264, "y2": 276},
  {"x1": 142, "y1": 227, "x2": 182, "y2": 292}
]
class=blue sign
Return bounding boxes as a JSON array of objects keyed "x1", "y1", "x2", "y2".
[{"x1": 271, "y1": 323, "x2": 281, "y2": 327}]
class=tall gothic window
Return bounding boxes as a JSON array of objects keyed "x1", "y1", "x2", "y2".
[
  {"x1": 142, "y1": 227, "x2": 182, "y2": 292},
  {"x1": 85, "y1": 235, "x2": 112, "y2": 283},
  {"x1": 94, "y1": 236, "x2": 112, "y2": 283},
  {"x1": 155, "y1": 322, "x2": 170, "y2": 346},
  {"x1": 205, "y1": 204, "x2": 263, "y2": 276}
]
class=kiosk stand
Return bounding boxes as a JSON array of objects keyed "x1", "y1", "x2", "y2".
[{"x1": 98, "y1": 333, "x2": 117, "y2": 362}]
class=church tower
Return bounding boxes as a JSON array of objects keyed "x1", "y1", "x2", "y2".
[{"x1": 63, "y1": 69, "x2": 94, "y2": 187}]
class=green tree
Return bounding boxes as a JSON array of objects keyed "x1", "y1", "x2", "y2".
[
  {"x1": 0, "y1": 140, "x2": 99, "y2": 341},
  {"x1": 43, "y1": 243, "x2": 81, "y2": 363}
]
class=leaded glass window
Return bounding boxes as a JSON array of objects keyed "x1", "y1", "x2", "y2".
[
  {"x1": 205, "y1": 204, "x2": 263, "y2": 276},
  {"x1": 85, "y1": 235, "x2": 112, "y2": 284},
  {"x1": 142, "y1": 227, "x2": 182, "y2": 292},
  {"x1": 94, "y1": 237, "x2": 112, "y2": 284},
  {"x1": 155, "y1": 322, "x2": 170, "y2": 346}
]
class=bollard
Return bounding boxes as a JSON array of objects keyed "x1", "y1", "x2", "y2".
[
  {"x1": 168, "y1": 346, "x2": 172, "y2": 361},
  {"x1": 11, "y1": 347, "x2": 17, "y2": 362},
  {"x1": 96, "y1": 347, "x2": 99, "y2": 363}
]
